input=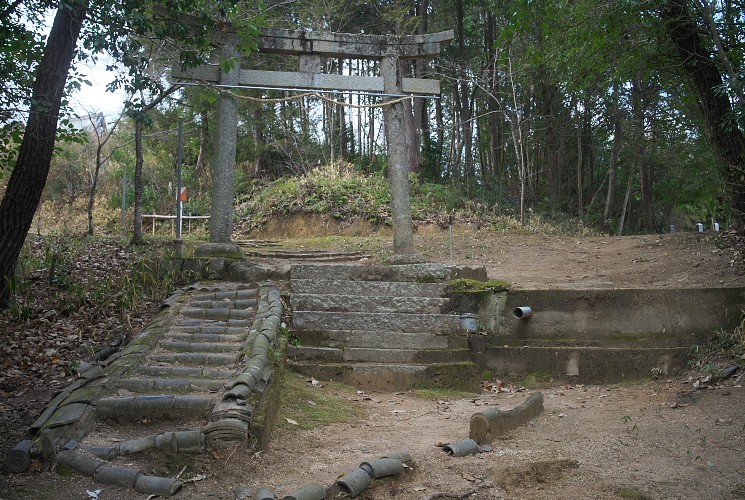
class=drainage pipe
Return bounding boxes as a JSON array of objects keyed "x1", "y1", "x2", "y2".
[
  {"x1": 336, "y1": 468, "x2": 373, "y2": 497},
  {"x1": 359, "y1": 457, "x2": 405, "y2": 478},
  {"x1": 282, "y1": 483, "x2": 327, "y2": 500},
  {"x1": 443, "y1": 439, "x2": 480, "y2": 457},
  {"x1": 512, "y1": 306, "x2": 533, "y2": 319},
  {"x1": 4, "y1": 440, "x2": 34, "y2": 473}
]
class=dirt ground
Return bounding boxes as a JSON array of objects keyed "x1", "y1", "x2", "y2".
[
  {"x1": 247, "y1": 227, "x2": 745, "y2": 290},
  {"x1": 2, "y1": 227, "x2": 745, "y2": 500}
]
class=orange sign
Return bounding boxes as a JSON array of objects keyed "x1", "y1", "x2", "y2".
[{"x1": 179, "y1": 187, "x2": 187, "y2": 201}]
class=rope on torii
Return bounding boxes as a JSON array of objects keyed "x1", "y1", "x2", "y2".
[{"x1": 180, "y1": 79, "x2": 419, "y2": 108}]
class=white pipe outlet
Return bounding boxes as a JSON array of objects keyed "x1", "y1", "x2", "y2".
[{"x1": 513, "y1": 306, "x2": 533, "y2": 319}]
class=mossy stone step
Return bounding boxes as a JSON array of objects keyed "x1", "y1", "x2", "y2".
[
  {"x1": 160, "y1": 341, "x2": 242, "y2": 353},
  {"x1": 150, "y1": 353, "x2": 238, "y2": 366},
  {"x1": 188, "y1": 299, "x2": 257, "y2": 309},
  {"x1": 136, "y1": 365, "x2": 233, "y2": 379},
  {"x1": 290, "y1": 293, "x2": 449, "y2": 314},
  {"x1": 182, "y1": 308, "x2": 254, "y2": 320},
  {"x1": 290, "y1": 279, "x2": 448, "y2": 297},
  {"x1": 97, "y1": 395, "x2": 213, "y2": 416},
  {"x1": 193, "y1": 289, "x2": 258, "y2": 301},
  {"x1": 294, "y1": 330, "x2": 465, "y2": 350},
  {"x1": 343, "y1": 347, "x2": 472, "y2": 364},
  {"x1": 293, "y1": 311, "x2": 461, "y2": 334},
  {"x1": 286, "y1": 345, "x2": 472, "y2": 364},
  {"x1": 119, "y1": 378, "x2": 226, "y2": 392},
  {"x1": 177, "y1": 325, "x2": 249, "y2": 335},
  {"x1": 167, "y1": 333, "x2": 246, "y2": 343}
]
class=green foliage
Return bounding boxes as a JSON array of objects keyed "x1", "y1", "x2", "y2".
[
  {"x1": 618, "y1": 488, "x2": 649, "y2": 500},
  {"x1": 690, "y1": 314, "x2": 745, "y2": 373},
  {"x1": 713, "y1": 318, "x2": 745, "y2": 368},
  {"x1": 235, "y1": 162, "x2": 393, "y2": 230}
]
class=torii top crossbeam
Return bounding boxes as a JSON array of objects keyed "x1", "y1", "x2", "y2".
[{"x1": 237, "y1": 28, "x2": 454, "y2": 60}]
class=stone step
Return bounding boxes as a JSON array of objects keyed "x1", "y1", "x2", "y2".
[
  {"x1": 292, "y1": 311, "x2": 461, "y2": 334},
  {"x1": 294, "y1": 330, "x2": 467, "y2": 350},
  {"x1": 160, "y1": 341, "x2": 242, "y2": 353},
  {"x1": 177, "y1": 325, "x2": 250, "y2": 334},
  {"x1": 246, "y1": 250, "x2": 371, "y2": 261},
  {"x1": 290, "y1": 294, "x2": 449, "y2": 314},
  {"x1": 193, "y1": 289, "x2": 258, "y2": 301},
  {"x1": 189, "y1": 299, "x2": 258, "y2": 309},
  {"x1": 167, "y1": 333, "x2": 246, "y2": 343},
  {"x1": 286, "y1": 345, "x2": 471, "y2": 364},
  {"x1": 471, "y1": 346, "x2": 690, "y2": 383},
  {"x1": 96, "y1": 395, "x2": 213, "y2": 417},
  {"x1": 287, "y1": 362, "x2": 481, "y2": 392},
  {"x1": 119, "y1": 378, "x2": 226, "y2": 392},
  {"x1": 181, "y1": 308, "x2": 254, "y2": 320},
  {"x1": 136, "y1": 365, "x2": 233, "y2": 379},
  {"x1": 290, "y1": 263, "x2": 483, "y2": 282},
  {"x1": 290, "y1": 279, "x2": 448, "y2": 297},
  {"x1": 469, "y1": 332, "x2": 706, "y2": 350},
  {"x1": 150, "y1": 353, "x2": 239, "y2": 366},
  {"x1": 343, "y1": 347, "x2": 472, "y2": 364}
]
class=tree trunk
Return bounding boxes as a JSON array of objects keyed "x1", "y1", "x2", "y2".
[
  {"x1": 132, "y1": 119, "x2": 145, "y2": 244},
  {"x1": 253, "y1": 107, "x2": 267, "y2": 177},
  {"x1": 577, "y1": 113, "x2": 583, "y2": 216},
  {"x1": 0, "y1": 0, "x2": 88, "y2": 308},
  {"x1": 195, "y1": 108, "x2": 209, "y2": 178},
  {"x1": 542, "y1": 83, "x2": 560, "y2": 210},
  {"x1": 454, "y1": 0, "x2": 473, "y2": 190},
  {"x1": 604, "y1": 86, "x2": 622, "y2": 229},
  {"x1": 618, "y1": 167, "x2": 635, "y2": 236},
  {"x1": 410, "y1": 0, "x2": 429, "y2": 175},
  {"x1": 632, "y1": 76, "x2": 654, "y2": 231},
  {"x1": 87, "y1": 138, "x2": 103, "y2": 236},
  {"x1": 130, "y1": 85, "x2": 181, "y2": 243},
  {"x1": 661, "y1": 0, "x2": 745, "y2": 222}
]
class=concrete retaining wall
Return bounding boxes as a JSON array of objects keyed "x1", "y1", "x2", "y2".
[{"x1": 479, "y1": 288, "x2": 745, "y2": 347}]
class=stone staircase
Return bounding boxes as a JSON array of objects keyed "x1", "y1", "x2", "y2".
[
  {"x1": 19, "y1": 282, "x2": 284, "y2": 495},
  {"x1": 286, "y1": 264, "x2": 483, "y2": 392},
  {"x1": 92, "y1": 283, "x2": 283, "y2": 450}
]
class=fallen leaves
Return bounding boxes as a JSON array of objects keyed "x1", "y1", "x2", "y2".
[
  {"x1": 481, "y1": 378, "x2": 525, "y2": 393},
  {"x1": 668, "y1": 402, "x2": 691, "y2": 409}
]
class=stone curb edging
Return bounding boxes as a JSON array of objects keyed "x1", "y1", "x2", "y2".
[
  {"x1": 207, "y1": 286, "x2": 283, "y2": 450},
  {"x1": 468, "y1": 392, "x2": 544, "y2": 444},
  {"x1": 57, "y1": 450, "x2": 183, "y2": 496}
]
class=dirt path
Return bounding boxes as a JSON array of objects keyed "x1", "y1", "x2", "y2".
[
  {"x1": 249, "y1": 230, "x2": 745, "y2": 290},
  {"x1": 3, "y1": 374, "x2": 744, "y2": 500}
]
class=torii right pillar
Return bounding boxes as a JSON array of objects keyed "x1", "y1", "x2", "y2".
[{"x1": 381, "y1": 56, "x2": 416, "y2": 257}]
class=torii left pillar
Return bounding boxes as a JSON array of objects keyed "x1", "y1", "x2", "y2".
[{"x1": 210, "y1": 45, "x2": 240, "y2": 243}]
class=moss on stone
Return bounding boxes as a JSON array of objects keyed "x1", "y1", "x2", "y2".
[{"x1": 447, "y1": 278, "x2": 511, "y2": 293}]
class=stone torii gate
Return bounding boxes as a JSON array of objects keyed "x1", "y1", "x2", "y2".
[{"x1": 173, "y1": 28, "x2": 453, "y2": 257}]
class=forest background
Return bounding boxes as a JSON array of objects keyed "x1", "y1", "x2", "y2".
[{"x1": 1, "y1": 0, "x2": 744, "y2": 249}]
